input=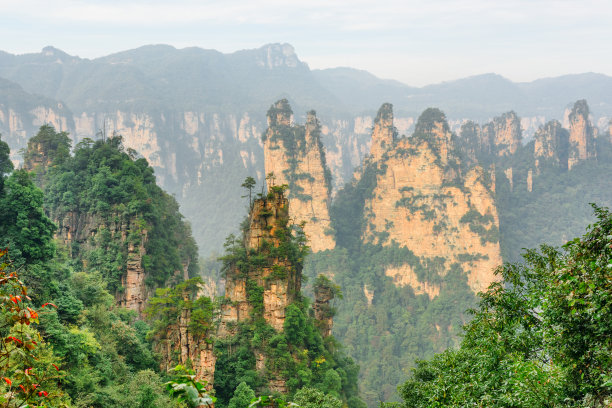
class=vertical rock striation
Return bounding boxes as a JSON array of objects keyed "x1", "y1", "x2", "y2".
[
  {"x1": 263, "y1": 99, "x2": 335, "y2": 252},
  {"x1": 219, "y1": 188, "x2": 301, "y2": 335},
  {"x1": 534, "y1": 120, "x2": 569, "y2": 171},
  {"x1": 568, "y1": 100, "x2": 596, "y2": 170},
  {"x1": 361, "y1": 104, "x2": 502, "y2": 294}
]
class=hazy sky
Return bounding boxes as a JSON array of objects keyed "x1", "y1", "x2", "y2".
[{"x1": 1, "y1": 0, "x2": 611, "y2": 86}]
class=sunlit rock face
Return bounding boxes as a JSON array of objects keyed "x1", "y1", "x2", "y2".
[
  {"x1": 361, "y1": 104, "x2": 502, "y2": 295},
  {"x1": 568, "y1": 100, "x2": 596, "y2": 170},
  {"x1": 263, "y1": 99, "x2": 336, "y2": 252}
]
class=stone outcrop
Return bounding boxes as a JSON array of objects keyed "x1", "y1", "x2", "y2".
[
  {"x1": 568, "y1": 100, "x2": 596, "y2": 170},
  {"x1": 362, "y1": 104, "x2": 502, "y2": 294},
  {"x1": 482, "y1": 111, "x2": 522, "y2": 157},
  {"x1": 263, "y1": 100, "x2": 335, "y2": 252},
  {"x1": 52, "y1": 210, "x2": 150, "y2": 314},
  {"x1": 157, "y1": 300, "x2": 216, "y2": 389},
  {"x1": 534, "y1": 120, "x2": 569, "y2": 170},
  {"x1": 313, "y1": 278, "x2": 336, "y2": 337},
  {"x1": 216, "y1": 188, "x2": 315, "y2": 393},
  {"x1": 219, "y1": 188, "x2": 301, "y2": 336},
  {"x1": 369, "y1": 103, "x2": 396, "y2": 161}
]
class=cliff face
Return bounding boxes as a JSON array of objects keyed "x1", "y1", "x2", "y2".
[
  {"x1": 534, "y1": 120, "x2": 569, "y2": 170},
  {"x1": 263, "y1": 100, "x2": 335, "y2": 252},
  {"x1": 52, "y1": 210, "x2": 150, "y2": 314},
  {"x1": 219, "y1": 189, "x2": 301, "y2": 336},
  {"x1": 158, "y1": 304, "x2": 216, "y2": 388},
  {"x1": 482, "y1": 111, "x2": 522, "y2": 157},
  {"x1": 568, "y1": 100, "x2": 597, "y2": 170},
  {"x1": 362, "y1": 105, "x2": 502, "y2": 294}
]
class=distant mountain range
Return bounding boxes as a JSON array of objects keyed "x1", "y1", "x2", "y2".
[{"x1": 1, "y1": 43, "x2": 611, "y2": 254}]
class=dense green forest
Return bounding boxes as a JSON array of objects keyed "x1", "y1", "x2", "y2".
[
  {"x1": 386, "y1": 205, "x2": 612, "y2": 407},
  {"x1": 0, "y1": 129, "x2": 188, "y2": 407}
]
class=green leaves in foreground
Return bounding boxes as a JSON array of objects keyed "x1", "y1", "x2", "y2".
[
  {"x1": 166, "y1": 365, "x2": 215, "y2": 408},
  {"x1": 392, "y1": 204, "x2": 612, "y2": 408}
]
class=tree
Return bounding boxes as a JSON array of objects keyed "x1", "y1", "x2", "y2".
[
  {"x1": 391, "y1": 205, "x2": 612, "y2": 408},
  {"x1": 241, "y1": 176, "x2": 257, "y2": 208},
  {"x1": 0, "y1": 135, "x2": 13, "y2": 177},
  {"x1": 292, "y1": 387, "x2": 342, "y2": 408},
  {"x1": 0, "y1": 170, "x2": 56, "y2": 265},
  {"x1": 228, "y1": 382, "x2": 255, "y2": 408}
]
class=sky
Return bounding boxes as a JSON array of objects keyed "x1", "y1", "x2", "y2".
[{"x1": 1, "y1": 0, "x2": 611, "y2": 86}]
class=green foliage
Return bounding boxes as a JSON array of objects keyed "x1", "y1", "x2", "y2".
[
  {"x1": 145, "y1": 277, "x2": 213, "y2": 340},
  {"x1": 392, "y1": 205, "x2": 612, "y2": 407},
  {"x1": 0, "y1": 169, "x2": 56, "y2": 265},
  {"x1": 0, "y1": 135, "x2": 13, "y2": 176},
  {"x1": 459, "y1": 208, "x2": 499, "y2": 244},
  {"x1": 292, "y1": 387, "x2": 342, "y2": 408},
  {"x1": 304, "y1": 245, "x2": 476, "y2": 406},
  {"x1": 0, "y1": 249, "x2": 69, "y2": 407},
  {"x1": 496, "y1": 137, "x2": 612, "y2": 262},
  {"x1": 228, "y1": 382, "x2": 255, "y2": 408},
  {"x1": 24, "y1": 124, "x2": 71, "y2": 167},
  {"x1": 38, "y1": 129, "x2": 198, "y2": 291},
  {"x1": 166, "y1": 365, "x2": 214, "y2": 408}
]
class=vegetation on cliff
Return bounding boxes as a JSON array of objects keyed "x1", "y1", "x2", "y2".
[
  {"x1": 389, "y1": 205, "x2": 612, "y2": 407},
  {"x1": 31, "y1": 127, "x2": 198, "y2": 292},
  {"x1": 213, "y1": 185, "x2": 364, "y2": 407},
  {"x1": 0, "y1": 127, "x2": 199, "y2": 407}
]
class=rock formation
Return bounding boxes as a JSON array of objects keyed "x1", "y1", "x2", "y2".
[
  {"x1": 218, "y1": 188, "x2": 301, "y2": 337},
  {"x1": 263, "y1": 99, "x2": 335, "y2": 252},
  {"x1": 568, "y1": 100, "x2": 596, "y2": 170},
  {"x1": 157, "y1": 297, "x2": 216, "y2": 389},
  {"x1": 361, "y1": 104, "x2": 502, "y2": 294},
  {"x1": 534, "y1": 120, "x2": 569, "y2": 170},
  {"x1": 52, "y1": 210, "x2": 150, "y2": 314},
  {"x1": 482, "y1": 111, "x2": 522, "y2": 157},
  {"x1": 369, "y1": 103, "x2": 397, "y2": 161}
]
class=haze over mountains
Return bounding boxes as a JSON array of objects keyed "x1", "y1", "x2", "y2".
[{"x1": 2, "y1": 42, "x2": 612, "y2": 253}]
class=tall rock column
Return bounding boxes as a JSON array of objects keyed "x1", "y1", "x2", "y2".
[
  {"x1": 369, "y1": 103, "x2": 396, "y2": 161},
  {"x1": 362, "y1": 104, "x2": 502, "y2": 294},
  {"x1": 219, "y1": 188, "x2": 302, "y2": 336},
  {"x1": 263, "y1": 99, "x2": 335, "y2": 252},
  {"x1": 534, "y1": 120, "x2": 569, "y2": 171},
  {"x1": 568, "y1": 100, "x2": 596, "y2": 170}
]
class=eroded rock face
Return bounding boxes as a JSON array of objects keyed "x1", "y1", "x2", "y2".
[
  {"x1": 483, "y1": 111, "x2": 522, "y2": 157},
  {"x1": 216, "y1": 189, "x2": 308, "y2": 394},
  {"x1": 219, "y1": 189, "x2": 301, "y2": 334},
  {"x1": 534, "y1": 120, "x2": 569, "y2": 170},
  {"x1": 369, "y1": 103, "x2": 396, "y2": 160},
  {"x1": 362, "y1": 104, "x2": 502, "y2": 294},
  {"x1": 313, "y1": 284, "x2": 334, "y2": 337},
  {"x1": 51, "y1": 209, "x2": 150, "y2": 314},
  {"x1": 568, "y1": 100, "x2": 596, "y2": 170},
  {"x1": 263, "y1": 100, "x2": 335, "y2": 252},
  {"x1": 157, "y1": 304, "x2": 216, "y2": 389}
]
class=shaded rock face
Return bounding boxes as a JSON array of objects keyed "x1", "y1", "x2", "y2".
[
  {"x1": 52, "y1": 210, "x2": 149, "y2": 314},
  {"x1": 157, "y1": 304, "x2": 216, "y2": 389},
  {"x1": 313, "y1": 285, "x2": 334, "y2": 337},
  {"x1": 568, "y1": 100, "x2": 596, "y2": 170},
  {"x1": 482, "y1": 111, "x2": 522, "y2": 157},
  {"x1": 263, "y1": 99, "x2": 335, "y2": 252},
  {"x1": 362, "y1": 104, "x2": 502, "y2": 294},
  {"x1": 534, "y1": 120, "x2": 569, "y2": 170}
]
